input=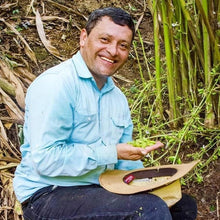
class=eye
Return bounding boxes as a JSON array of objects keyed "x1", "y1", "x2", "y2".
[
  {"x1": 120, "y1": 43, "x2": 129, "y2": 50},
  {"x1": 100, "y1": 37, "x2": 109, "y2": 43}
]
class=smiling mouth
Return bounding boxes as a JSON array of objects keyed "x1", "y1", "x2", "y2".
[{"x1": 101, "y1": 56, "x2": 115, "y2": 64}]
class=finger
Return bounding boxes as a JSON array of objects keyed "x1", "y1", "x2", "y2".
[
  {"x1": 130, "y1": 146, "x2": 148, "y2": 157},
  {"x1": 145, "y1": 141, "x2": 164, "y2": 153}
]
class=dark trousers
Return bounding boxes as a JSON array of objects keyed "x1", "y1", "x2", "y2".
[{"x1": 22, "y1": 185, "x2": 197, "y2": 220}]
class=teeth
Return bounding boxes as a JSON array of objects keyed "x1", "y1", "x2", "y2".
[{"x1": 101, "y1": 56, "x2": 114, "y2": 63}]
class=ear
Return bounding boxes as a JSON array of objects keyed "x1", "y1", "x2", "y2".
[{"x1": 80, "y1": 29, "x2": 88, "y2": 47}]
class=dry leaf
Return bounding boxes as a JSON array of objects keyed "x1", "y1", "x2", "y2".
[
  {"x1": 45, "y1": 0, "x2": 87, "y2": 20},
  {"x1": 27, "y1": 15, "x2": 81, "y2": 31},
  {"x1": 0, "y1": 116, "x2": 24, "y2": 125},
  {"x1": 0, "y1": 119, "x2": 8, "y2": 141},
  {"x1": 0, "y1": 135, "x2": 22, "y2": 159},
  {"x1": 0, "y1": 18, "x2": 38, "y2": 65},
  {"x1": 0, "y1": 172, "x2": 16, "y2": 213},
  {"x1": 0, "y1": 60, "x2": 25, "y2": 109},
  {"x1": 0, "y1": 87, "x2": 24, "y2": 121},
  {"x1": 4, "y1": 122, "x2": 13, "y2": 130},
  {"x1": 0, "y1": 163, "x2": 19, "y2": 170},
  {"x1": 135, "y1": 13, "x2": 144, "y2": 32},
  {"x1": 36, "y1": 10, "x2": 65, "y2": 60},
  {"x1": 16, "y1": 66, "x2": 36, "y2": 82},
  {"x1": 0, "y1": 2, "x2": 17, "y2": 10},
  {"x1": 26, "y1": 0, "x2": 36, "y2": 16},
  {"x1": 0, "y1": 76, "x2": 16, "y2": 97},
  {"x1": 0, "y1": 155, "x2": 20, "y2": 163}
]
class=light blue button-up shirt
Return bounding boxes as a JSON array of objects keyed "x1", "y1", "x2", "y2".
[{"x1": 13, "y1": 51, "x2": 143, "y2": 202}]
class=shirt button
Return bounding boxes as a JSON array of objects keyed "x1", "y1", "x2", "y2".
[{"x1": 88, "y1": 117, "x2": 91, "y2": 121}]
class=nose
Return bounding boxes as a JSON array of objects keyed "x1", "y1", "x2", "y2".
[{"x1": 106, "y1": 43, "x2": 118, "y2": 57}]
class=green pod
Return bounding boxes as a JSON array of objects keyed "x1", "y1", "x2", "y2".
[{"x1": 128, "y1": 138, "x2": 156, "y2": 148}]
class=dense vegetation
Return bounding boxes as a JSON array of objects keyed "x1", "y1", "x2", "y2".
[{"x1": 127, "y1": 0, "x2": 219, "y2": 175}]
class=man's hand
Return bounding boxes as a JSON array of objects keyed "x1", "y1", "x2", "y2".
[{"x1": 116, "y1": 141, "x2": 164, "y2": 161}]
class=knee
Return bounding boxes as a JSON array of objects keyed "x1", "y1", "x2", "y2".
[
  {"x1": 170, "y1": 193, "x2": 197, "y2": 220},
  {"x1": 144, "y1": 194, "x2": 172, "y2": 220}
]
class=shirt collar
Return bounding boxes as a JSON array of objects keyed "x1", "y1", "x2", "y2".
[
  {"x1": 72, "y1": 51, "x2": 115, "y2": 93},
  {"x1": 72, "y1": 51, "x2": 93, "y2": 79}
]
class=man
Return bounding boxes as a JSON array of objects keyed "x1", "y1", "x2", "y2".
[{"x1": 13, "y1": 7, "x2": 197, "y2": 219}]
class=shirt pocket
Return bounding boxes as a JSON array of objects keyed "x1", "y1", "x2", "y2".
[
  {"x1": 72, "y1": 110, "x2": 98, "y2": 142},
  {"x1": 74, "y1": 110, "x2": 96, "y2": 125},
  {"x1": 110, "y1": 117, "x2": 130, "y2": 143}
]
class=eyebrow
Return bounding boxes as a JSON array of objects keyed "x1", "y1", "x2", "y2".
[{"x1": 99, "y1": 33, "x2": 131, "y2": 44}]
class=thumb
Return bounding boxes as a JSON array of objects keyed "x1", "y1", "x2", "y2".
[{"x1": 140, "y1": 149, "x2": 148, "y2": 156}]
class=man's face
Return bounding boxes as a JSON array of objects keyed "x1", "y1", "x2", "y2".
[{"x1": 80, "y1": 16, "x2": 133, "y2": 88}]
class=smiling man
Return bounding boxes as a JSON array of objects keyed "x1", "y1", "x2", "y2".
[
  {"x1": 13, "y1": 7, "x2": 197, "y2": 220},
  {"x1": 80, "y1": 15, "x2": 132, "y2": 89}
]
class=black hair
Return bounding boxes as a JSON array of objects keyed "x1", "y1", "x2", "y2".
[{"x1": 85, "y1": 7, "x2": 135, "y2": 40}]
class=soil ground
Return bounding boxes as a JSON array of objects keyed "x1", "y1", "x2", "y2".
[{"x1": 0, "y1": 0, "x2": 219, "y2": 219}]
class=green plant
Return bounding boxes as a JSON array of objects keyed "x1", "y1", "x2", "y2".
[
  {"x1": 12, "y1": 9, "x2": 19, "y2": 14},
  {"x1": 123, "y1": 0, "x2": 220, "y2": 184}
]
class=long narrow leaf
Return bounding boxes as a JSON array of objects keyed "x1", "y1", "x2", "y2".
[
  {"x1": 0, "y1": 88, "x2": 24, "y2": 121},
  {"x1": 35, "y1": 10, "x2": 65, "y2": 61},
  {"x1": 0, "y1": 60, "x2": 25, "y2": 109},
  {"x1": 160, "y1": 0, "x2": 177, "y2": 126},
  {"x1": 153, "y1": 0, "x2": 163, "y2": 118},
  {"x1": 0, "y1": 120, "x2": 8, "y2": 141},
  {"x1": 179, "y1": 0, "x2": 205, "y2": 70},
  {"x1": 201, "y1": 0, "x2": 215, "y2": 127}
]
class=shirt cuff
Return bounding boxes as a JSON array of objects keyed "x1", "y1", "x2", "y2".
[{"x1": 93, "y1": 143, "x2": 118, "y2": 166}]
